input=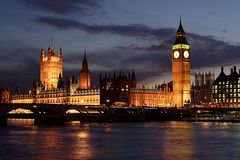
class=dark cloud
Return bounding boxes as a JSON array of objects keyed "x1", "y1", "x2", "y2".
[
  {"x1": 32, "y1": 16, "x2": 175, "y2": 39},
  {"x1": 62, "y1": 47, "x2": 170, "y2": 86},
  {"x1": 22, "y1": 0, "x2": 101, "y2": 15},
  {"x1": 0, "y1": 44, "x2": 39, "y2": 92},
  {"x1": 118, "y1": 33, "x2": 240, "y2": 72},
  {"x1": 187, "y1": 34, "x2": 240, "y2": 69},
  {"x1": 32, "y1": 16, "x2": 83, "y2": 30}
]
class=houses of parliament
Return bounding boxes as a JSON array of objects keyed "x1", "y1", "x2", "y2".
[
  {"x1": 4, "y1": 47, "x2": 100, "y2": 106},
  {"x1": 0, "y1": 20, "x2": 191, "y2": 108}
]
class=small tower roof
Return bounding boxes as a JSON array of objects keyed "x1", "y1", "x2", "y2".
[
  {"x1": 84, "y1": 49, "x2": 87, "y2": 60},
  {"x1": 132, "y1": 69, "x2": 136, "y2": 81},
  {"x1": 173, "y1": 18, "x2": 189, "y2": 45},
  {"x1": 81, "y1": 49, "x2": 88, "y2": 71},
  {"x1": 176, "y1": 18, "x2": 185, "y2": 36}
]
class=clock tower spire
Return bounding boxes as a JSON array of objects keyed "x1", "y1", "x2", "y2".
[{"x1": 172, "y1": 19, "x2": 191, "y2": 107}]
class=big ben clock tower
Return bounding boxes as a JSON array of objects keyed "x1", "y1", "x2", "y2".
[{"x1": 172, "y1": 19, "x2": 191, "y2": 107}]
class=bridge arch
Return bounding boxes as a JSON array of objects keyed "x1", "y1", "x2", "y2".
[
  {"x1": 66, "y1": 109, "x2": 81, "y2": 114},
  {"x1": 8, "y1": 108, "x2": 34, "y2": 114}
]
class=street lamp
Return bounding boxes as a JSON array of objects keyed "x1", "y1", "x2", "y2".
[{"x1": 106, "y1": 99, "x2": 110, "y2": 107}]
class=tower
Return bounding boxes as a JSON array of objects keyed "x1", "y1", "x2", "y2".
[
  {"x1": 195, "y1": 72, "x2": 200, "y2": 86},
  {"x1": 0, "y1": 87, "x2": 10, "y2": 103},
  {"x1": 205, "y1": 70, "x2": 215, "y2": 85},
  {"x1": 79, "y1": 50, "x2": 91, "y2": 89},
  {"x1": 131, "y1": 69, "x2": 137, "y2": 88},
  {"x1": 40, "y1": 46, "x2": 63, "y2": 90},
  {"x1": 172, "y1": 19, "x2": 191, "y2": 107}
]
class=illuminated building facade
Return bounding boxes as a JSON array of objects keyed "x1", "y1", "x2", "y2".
[
  {"x1": 40, "y1": 46, "x2": 62, "y2": 90},
  {"x1": 130, "y1": 82, "x2": 173, "y2": 107},
  {"x1": 130, "y1": 20, "x2": 190, "y2": 108},
  {"x1": 79, "y1": 50, "x2": 91, "y2": 89},
  {"x1": 2, "y1": 20, "x2": 191, "y2": 108},
  {"x1": 0, "y1": 87, "x2": 10, "y2": 103},
  {"x1": 212, "y1": 66, "x2": 240, "y2": 107},
  {"x1": 99, "y1": 20, "x2": 190, "y2": 107},
  {"x1": 172, "y1": 19, "x2": 191, "y2": 107},
  {"x1": 10, "y1": 47, "x2": 100, "y2": 105},
  {"x1": 11, "y1": 87, "x2": 100, "y2": 105}
]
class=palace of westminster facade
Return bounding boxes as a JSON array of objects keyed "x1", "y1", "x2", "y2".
[{"x1": 0, "y1": 20, "x2": 192, "y2": 108}]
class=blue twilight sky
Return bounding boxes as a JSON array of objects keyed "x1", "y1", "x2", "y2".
[{"x1": 1, "y1": 0, "x2": 240, "y2": 91}]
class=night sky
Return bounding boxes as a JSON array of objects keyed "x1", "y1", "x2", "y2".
[{"x1": 1, "y1": 0, "x2": 240, "y2": 92}]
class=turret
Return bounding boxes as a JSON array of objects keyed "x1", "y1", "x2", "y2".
[
  {"x1": 59, "y1": 48, "x2": 63, "y2": 60},
  {"x1": 57, "y1": 73, "x2": 63, "y2": 89},
  {"x1": 69, "y1": 77, "x2": 73, "y2": 95},
  {"x1": 1, "y1": 87, "x2": 10, "y2": 103},
  {"x1": 131, "y1": 69, "x2": 136, "y2": 88},
  {"x1": 173, "y1": 18, "x2": 189, "y2": 45},
  {"x1": 79, "y1": 49, "x2": 91, "y2": 89},
  {"x1": 40, "y1": 45, "x2": 63, "y2": 90},
  {"x1": 99, "y1": 73, "x2": 102, "y2": 81},
  {"x1": 172, "y1": 18, "x2": 191, "y2": 107},
  {"x1": 82, "y1": 49, "x2": 88, "y2": 71},
  {"x1": 176, "y1": 18, "x2": 185, "y2": 37},
  {"x1": 41, "y1": 48, "x2": 44, "y2": 61}
]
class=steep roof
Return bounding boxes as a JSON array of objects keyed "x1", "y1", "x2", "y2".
[
  {"x1": 213, "y1": 67, "x2": 239, "y2": 85},
  {"x1": 173, "y1": 19, "x2": 189, "y2": 45},
  {"x1": 176, "y1": 19, "x2": 185, "y2": 36}
]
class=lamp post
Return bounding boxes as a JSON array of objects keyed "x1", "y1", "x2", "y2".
[{"x1": 106, "y1": 99, "x2": 110, "y2": 107}]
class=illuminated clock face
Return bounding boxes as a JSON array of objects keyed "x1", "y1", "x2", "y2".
[
  {"x1": 173, "y1": 51, "x2": 180, "y2": 59},
  {"x1": 183, "y1": 50, "x2": 189, "y2": 58}
]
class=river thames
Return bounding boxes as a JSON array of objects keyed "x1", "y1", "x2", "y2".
[{"x1": 1, "y1": 120, "x2": 240, "y2": 160}]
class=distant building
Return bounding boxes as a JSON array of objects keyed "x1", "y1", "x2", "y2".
[
  {"x1": 100, "y1": 19, "x2": 190, "y2": 108},
  {"x1": 2, "y1": 19, "x2": 191, "y2": 108},
  {"x1": 0, "y1": 87, "x2": 10, "y2": 103},
  {"x1": 100, "y1": 70, "x2": 136, "y2": 106},
  {"x1": 172, "y1": 19, "x2": 191, "y2": 107},
  {"x1": 212, "y1": 66, "x2": 240, "y2": 107},
  {"x1": 130, "y1": 20, "x2": 191, "y2": 108},
  {"x1": 99, "y1": 71, "x2": 174, "y2": 107},
  {"x1": 40, "y1": 46, "x2": 63, "y2": 90},
  {"x1": 130, "y1": 82, "x2": 173, "y2": 107},
  {"x1": 191, "y1": 71, "x2": 215, "y2": 105},
  {"x1": 10, "y1": 47, "x2": 100, "y2": 105}
]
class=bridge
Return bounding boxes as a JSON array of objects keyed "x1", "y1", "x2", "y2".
[{"x1": 0, "y1": 103, "x2": 186, "y2": 126}]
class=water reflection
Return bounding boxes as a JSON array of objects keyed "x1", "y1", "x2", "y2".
[
  {"x1": 74, "y1": 130, "x2": 93, "y2": 159},
  {"x1": 2, "y1": 121, "x2": 240, "y2": 159},
  {"x1": 161, "y1": 122, "x2": 195, "y2": 160},
  {"x1": 36, "y1": 123, "x2": 94, "y2": 160},
  {"x1": 37, "y1": 129, "x2": 64, "y2": 160},
  {"x1": 7, "y1": 118, "x2": 34, "y2": 126}
]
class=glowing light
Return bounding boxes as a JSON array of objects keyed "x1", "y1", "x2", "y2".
[
  {"x1": 201, "y1": 122, "x2": 211, "y2": 129},
  {"x1": 77, "y1": 131, "x2": 89, "y2": 138},
  {"x1": 9, "y1": 108, "x2": 33, "y2": 114},
  {"x1": 172, "y1": 44, "x2": 190, "y2": 50},
  {"x1": 87, "y1": 110, "x2": 100, "y2": 113},
  {"x1": 66, "y1": 109, "x2": 80, "y2": 114}
]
